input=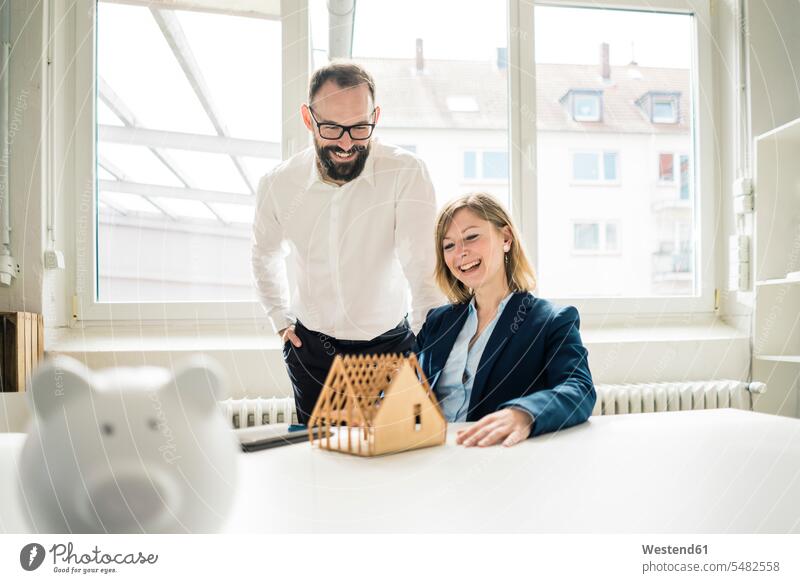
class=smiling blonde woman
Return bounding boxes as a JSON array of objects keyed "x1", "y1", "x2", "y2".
[{"x1": 415, "y1": 193, "x2": 596, "y2": 447}]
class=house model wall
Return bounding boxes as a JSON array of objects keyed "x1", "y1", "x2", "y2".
[{"x1": 308, "y1": 353, "x2": 447, "y2": 456}]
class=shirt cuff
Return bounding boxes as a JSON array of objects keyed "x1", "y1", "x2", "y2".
[
  {"x1": 501, "y1": 403, "x2": 536, "y2": 428},
  {"x1": 268, "y1": 312, "x2": 294, "y2": 335}
]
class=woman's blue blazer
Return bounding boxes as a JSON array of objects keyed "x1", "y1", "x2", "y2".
[{"x1": 414, "y1": 292, "x2": 596, "y2": 437}]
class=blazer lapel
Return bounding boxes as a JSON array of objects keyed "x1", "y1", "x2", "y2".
[
  {"x1": 467, "y1": 292, "x2": 533, "y2": 415},
  {"x1": 426, "y1": 303, "x2": 470, "y2": 390}
]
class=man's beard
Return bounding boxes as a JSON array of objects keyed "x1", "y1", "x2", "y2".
[{"x1": 315, "y1": 141, "x2": 371, "y2": 183}]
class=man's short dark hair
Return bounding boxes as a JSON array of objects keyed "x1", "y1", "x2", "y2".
[{"x1": 308, "y1": 61, "x2": 376, "y2": 105}]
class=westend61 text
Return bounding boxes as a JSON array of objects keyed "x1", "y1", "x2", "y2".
[
  {"x1": 50, "y1": 543, "x2": 159, "y2": 565},
  {"x1": 642, "y1": 544, "x2": 708, "y2": 555}
]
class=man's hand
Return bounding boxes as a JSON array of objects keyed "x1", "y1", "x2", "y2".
[
  {"x1": 279, "y1": 325, "x2": 302, "y2": 348},
  {"x1": 455, "y1": 408, "x2": 533, "y2": 447}
]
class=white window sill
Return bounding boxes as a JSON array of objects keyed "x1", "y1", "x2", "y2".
[
  {"x1": 47, "y1": 315, "x2": 746, "y2": 354},
  {"x1": 44, "y1": 316, "x2": 750, "y2": 399}
]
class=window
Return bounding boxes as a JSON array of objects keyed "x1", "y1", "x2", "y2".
[
  {"x1": 572, "y1": 221, "x2": 620, "y2": 254},
  {"x1": 350, "y1": 0, "x2": 509, "y2": 208},
  {"x1": 571, "y1": 91, "x2": 602, "y2": 121},
  {"x1": 658, "y1": 153, "x2": 675, "y2": 182},
  {"x1": 93, "y1": 1, "x2": 283, "y2": 304},
  {"x1": 71, "y1": 0, "x2": 713, "y2": 323},
  {"x1": 572, "y1": 151, "x2": 618, "y2": 183},
  {"x1": 463, "y1": 150, "x2": 509, "y2": 181},
  {"x1": 653, "y1": 96, "x2": 679, "y2": 123},
  {"x1": 533, "y1": 4, "x2": 706, "y2": 302},
  {"x1": 679, "y1": 155, "x2": 690, "y2": 199}
]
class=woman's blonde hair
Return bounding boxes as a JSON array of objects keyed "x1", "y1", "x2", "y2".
[{"x1": 434, "y1": 192, "x2": 537, "y2": 303}]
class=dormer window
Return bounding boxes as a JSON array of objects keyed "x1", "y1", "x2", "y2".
[
  {"x1": 653, "y1": 96, "x2": 678, "y2": 123},
  {"x1": 560, "y1": 89, "x2": 603, "y2": 122},
  {"x1": 637, "y1": 91, "x2": 680, "y2": 124}
]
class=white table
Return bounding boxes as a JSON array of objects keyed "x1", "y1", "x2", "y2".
[{"x1": 3, "y1": 410, "x2": 800, "y2": 533}]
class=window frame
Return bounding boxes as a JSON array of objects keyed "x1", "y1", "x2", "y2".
[
  {"x1": 461, "y1": 149, "x2": 510, "y2": 183},
  {"x1": 72, "y1": 0, "x2": 309, "y2": 323},
  {"x1": 569, "y1": 90, "x2": 603, "y2": 122},
  {"x1": 651, "y1": 93, "x2": 680, "y2": 123},
  {"x1": 70, "y1": 0, "x2": 715, "y2": 325},
  {"x1": 571, "y1": 220, "x2": 622, "y2": 255},
  {"x1": 658, "y1": 152, "x2": 676, "y2": 183},
  {"x1": 570, "y1": 150, "x2": 620, "y2": 185},
  {"x1": 512, "y1": 0, "x2": 715, "y2": 314}
]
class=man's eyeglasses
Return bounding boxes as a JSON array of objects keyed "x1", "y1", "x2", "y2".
[{"x1": 308, "y1": 107, "x2": 376, "y2": 140}]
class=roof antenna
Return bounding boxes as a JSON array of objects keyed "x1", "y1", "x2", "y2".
[{"x1": 629, "y1": 41, "x2": 638, "y2": 66}]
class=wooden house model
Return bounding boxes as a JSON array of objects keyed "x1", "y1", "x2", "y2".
[{"x1": 308, "y1": 353, "x2": 446, "y2": 456}]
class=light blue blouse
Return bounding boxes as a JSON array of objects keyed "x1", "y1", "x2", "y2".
[{"x1": 435, "y1": 293, "x2": 514, "y2": 422}]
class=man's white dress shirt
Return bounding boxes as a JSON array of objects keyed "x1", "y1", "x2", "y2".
[{"x1": 251, "y1": 141, "x2": 444, "y2": 341}]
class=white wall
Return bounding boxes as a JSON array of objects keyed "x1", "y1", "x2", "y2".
[
  {"x1": 717, "y1": 0, "x2": 800, "y2": 329},
  {"x1": 0, "y1": 0, "x2": 46, "y2": 315},
  {"x1": 747, "y1": 0, "x2": 800, "y2": 137}
]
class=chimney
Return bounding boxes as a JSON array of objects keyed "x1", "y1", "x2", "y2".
[
  {"x1": 600, "y1": 42, "x2": 610, "y2": 80},
  {"x1": 416, "y1": 38, "x2": 424, "y2": 72},
  {"x1": 496, "y1": 47, "x2": 508, "y2": 70}
]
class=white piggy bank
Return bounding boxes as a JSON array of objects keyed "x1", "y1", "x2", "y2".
[{"x1": 19, "y1": 355, "x2": 239, "y2": 533}]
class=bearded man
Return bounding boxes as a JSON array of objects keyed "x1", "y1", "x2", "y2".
[{"x1": 252, "y1": 61, "x2": 442, "y2": 425}]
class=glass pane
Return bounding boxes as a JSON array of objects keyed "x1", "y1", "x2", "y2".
[
  {"x1": 97, "y1": 2, "x2": 215, "y2": 135},
  {"x1": 349, "y1": 0, "x2": 508, "y2": 207},
  {"x1": 653, "y1": 99, "x2": 676, "y2": 122},
  {"x1": 659, "y1": 153, "x2": 674, "y2": 182},
  {"x1": 99, "y1": 192, "x2": 162, "y2": 214},
  {"x1": 605, "y1": 223, "x2": 619, "y2": 250},
  {"x1": 99, "y1": 143, "x2": 185, "y2": 187},
  {"x1": 176, "y1": 10, "x2": 282, "y2": 142},
  {"x1": 160, "y1": 149, "x2": 251, "y2": 194},
  {"x1": 463, "y1": 151, "x2": 477, "y2": 179},
  {"x1": 150, "y1": 197, "x2": 217, "y2": 220},
  {"x1": 209, "y1": 202, "x2": 255, "y2": 224},
  {"x1": 679, "y1": 155, "x2": 690, "y2": 199},
  {"x1": 483, "y1": 151, "x2": 508, "y2": 179},
  {"x1": 535, "y1": 5, "x2": 695, "y2": 297},
  {"x1": 574, "y1": 223, "x2": 599, "y2": 250},
  {"x1": 96, "y1": 1, "x2": 280, "y2": 303},
  {"x1": 573, "y1": 94, "x2": 600, "y2": 120},
  {"x1": 573, "y1": 152, "x2": 599, "y2": 181},
  {"x1": 603, "y1": 152, "x2": 617, "y2": 181}
]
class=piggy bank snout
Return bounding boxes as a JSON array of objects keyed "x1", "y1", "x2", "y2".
[{"x1": 83, "y1": 467, "x2": 179, "y2": 532}]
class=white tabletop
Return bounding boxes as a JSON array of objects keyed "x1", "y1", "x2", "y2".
[
  {"x1": 225, "y1": 409, "x2": 800, "y2": 533},
  {"x1": 3, "y1": 409, "x2": 800, "y2": 533}
]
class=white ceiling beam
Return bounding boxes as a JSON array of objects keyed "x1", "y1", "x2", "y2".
[
  {"x1": 99, "y1": 179, "x2": 254, "y2": 206},
  {"x1": 150, "y1": 8, "x2": 256, "y2": 194},
  {"x1": 98, "y1": 155, "x2": 177, "y2": 219},
  {"x1": 98, "y1": 77, "x2": 196, "y2": 188},
  {"x1": 97, "y1": 155, "x2": 129, "y2": 181},
  {"x1": 101, "y1": 0, "x2": 281, "y2": 20},
  {"x1": 99, "y1": 124, "x2": 280, "y2": 158}
]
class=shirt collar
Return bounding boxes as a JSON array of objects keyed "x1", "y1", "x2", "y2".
[
  {"x1": 468, "y1": 291, "x2": 514, "y2": 315},
  {"x1": 305, "y1": 141, "x2": 378, "y2": 189}
]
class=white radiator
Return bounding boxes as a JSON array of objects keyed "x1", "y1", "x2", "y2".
[
  {"x1": 219, "y1": 380, "x2": 768, "y2": 427},
  {"x1": 218, "y1": 397, "x2": 297, "y2": 428},
  {"x1": 593, "y1": 380, "x2": 767, "y2": 416}
]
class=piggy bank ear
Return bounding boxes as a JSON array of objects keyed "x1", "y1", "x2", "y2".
[
  {"x1": 169, "y1": 355, "x2": 228, "y2": 416},
  {"x1": 28, "y1": 356, "x2": 93, "y2": 418}
]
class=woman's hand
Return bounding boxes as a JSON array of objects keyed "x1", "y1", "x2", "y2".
[{"x1": 455, "y1": 408, "x2": 533, "y2": 447}]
